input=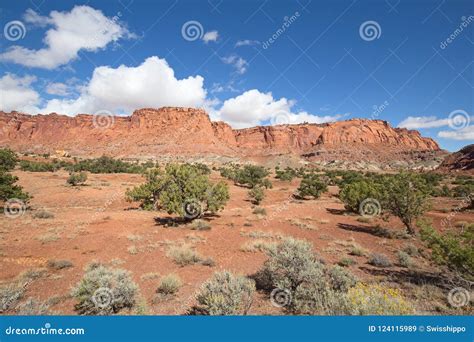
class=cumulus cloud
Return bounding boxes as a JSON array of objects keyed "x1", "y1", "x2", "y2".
[
  {"x1": 45, "y1": 82, "x2": 71, "y2": 96},
  {"x1": 214, "y1": 89, "x2": 341, "y2": 128},
  {"x1": 438, "y1": 127, "x2": 474, "y2": 140},
  {"x1": 0, "y1": 74, "x2": 40, "y2": 113},
  {"x1": 221, "y1": 55, "x2": 248, "y2": 74},
  {"x1": 39, "y1": 56, "x2": 208, "y2": 115},
  {"x1": 202, "y1": 30, "x2": 219, "y2": 43},
  {"x1": 235, "y1": 39, "x2": 259, "y2": 47},
  {"x1": 0, "y1": 57, "x2": 340, "y2": 129},
  {"x1": 397, "y1": 116, "x2": 450, "y2": 129},
  {"x1": 0, "y1": 6, "x2": 131, "y2": 69}
]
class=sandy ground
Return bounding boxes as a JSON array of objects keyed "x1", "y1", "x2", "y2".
[{"x1": 0, "y1": 170, "x2": 472, "y2": 315}]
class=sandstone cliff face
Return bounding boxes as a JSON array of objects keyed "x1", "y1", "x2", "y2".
[
  {"x1": 438, "y1": 144, "x2": 474, "y2": 174},
  {"x1": 0, "y1": 107, "x2": 440, "y2": 162}
]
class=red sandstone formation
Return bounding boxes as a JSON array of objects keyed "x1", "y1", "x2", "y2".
[
  {"x1": 437, "y1": 144, "x2": 474, "y2": 174},
  {"x1": 0, "y1": 107, "x2": 442, "y2": 166}
]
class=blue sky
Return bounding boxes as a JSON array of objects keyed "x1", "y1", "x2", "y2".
[{"x1": 0, "y1": 0, "x2": 472, "y2": 151}]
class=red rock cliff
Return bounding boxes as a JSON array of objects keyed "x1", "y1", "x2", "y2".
[{"x1": 0, "y1": 107, "x2": 440, "y2": 159}]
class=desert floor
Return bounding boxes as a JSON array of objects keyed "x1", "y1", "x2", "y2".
[{"x1": 1, "y1": 170, "x2": 472, "y2": 315}]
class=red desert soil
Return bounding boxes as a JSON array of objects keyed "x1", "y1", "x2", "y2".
[{"x1": 0, "y1": 170, "x2": 472, "y2": 315}]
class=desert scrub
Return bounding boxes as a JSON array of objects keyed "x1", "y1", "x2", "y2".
[
  {"x1": 338, "y1": 257, "x2": 356, "y2": 267},
  {"x1": 67, "y1": 172, "x2": 87, "y2": 186},
  {"x1": 47, "y1": 259, "x2": 73, "y2": 270},
  {"x1": 248, "y1": 186, "x2": 265, "y2": 204},
  {"x1": 347, "y1": 283, "x2": 414, "y2": 315},
  {"x1": 33, "y1": 210, "x2": 54, "y2": 219},
  {"x1": 190, "y1": 219, "x2": 211, "y2": 231},
  {"x1": 167, "y1": 245, "x2": 202, "y2": 266},
  {"x1": 240, "y1": 240, "x2": 276, "y2": 253},
  {"x1": 16, "y1": 298, "x2": 53, "y2": 315},
  {"x1": 0, "y1": 283, "x2": 25, "y2": 312},
  {"x1": 252, "y1": 207, "x2": 267, "y2": 215},
  {"x1": 256, "y1": 237, "x2": 358, "y2": 314},
  {"x1": 295, "y1": 173, "x2": 328, "y2": 199},
  {"x1": 194, "y1": 271, "x2": 255, "y2": 315},
  {"x1": 157, "y1": 274, "x2": 182, "y2": 295},
  {"x1": 327, "y1": 265, "x2": 358, "y2": 292},
  {"x1": 368, "y1": 253, "x2": 392, "y2": 267},
  {"x1": 71, "y1": 263, "x2": 138, "y2": 315},
  {"x1": 126, "y1": 164, "x2": 229, "y2": 219},
  {"x1": 397, "y1": 251, "x2": 412, "y2": 268}
]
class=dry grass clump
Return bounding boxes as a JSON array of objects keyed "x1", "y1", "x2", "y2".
[
  {"x1": 157, "y1": 274, "x2": 182, "y2": 295},
  {"x1": 167, "y1": 245, "x2": 202, "y2": 266}
]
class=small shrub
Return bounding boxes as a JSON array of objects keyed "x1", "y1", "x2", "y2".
[
  {"x1": 33, "y1": 210, "x2": 54, "y2": 219},
  {"x1": 252, "y1": 207, "x2": 267, "y2": 215},
  {"x1": 16, "y1": 298, "x2": 53, "y2": 315},
  {"x1": 233, "y1": 165, "x2": 272, "y2": 189},
  {"x1": 190, "y1": 219, "x2": 211, "y2": 231},
  {"x1": 67, "y1": 172, "x2": 87, "y2": 186},
  {"x1": 167, "y1": 245, "x2": 201, "y2": 266},
  {"x1": 403, "y1": 243, "x2": 419, "y2": 257},
  {"x1": 0, "y1": 171, "x2": 30, "y2": 203},
  {"x1": 0, "y1": 283, "x2": 24, "y2": 312},
  {"x1": 0, "y1": 148, "x2": 18, "y2": 172},
  {"x1": 71, "y1": 263, "x2": 138, "y2": 315},
  {"x1": 126, "y1": 164, "x2": 229, "y2": 219},
  {"x1": 157, "y1": 274, "x2": 182, "y2": 295},
  {"x1": 338, "y1": 257, "x2": 356, "y2": 267},
  {"x1": 248, "y1": 186, "x2": 265, "y2": 205},
  {"x1": 349, "y1": 245, "x2": 366, "y2": 256},
  {"x1": 397, "y1": 251, "x2": 412, "y2": 268},
  {"x1": 347, "y1": 283, "x2": 414, "y2": 314},
  {"x1": 420, "y1": 221, "x2": 473, "y2": 281},
  {"x1": 295, "y1": 173, "x2": 328, "y2": 199},
  {"x1": 368, "y1": 253, "x2": 392, "y2": 267},
  {"x1": 194, "y1": 271, "x2": 255, "y2": 315},
  {"x1": 327, "y1": 265, "x2": 357, "y2": 292},
  {"x1": 200, "y1": 257, "x2": 216, "y2": 267},
  {"x1": 47, "y1": 259, "x2": 73, "y2": 270}
]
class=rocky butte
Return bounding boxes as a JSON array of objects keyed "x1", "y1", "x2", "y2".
[{"x1": 0, "y1": 107, "x2": 446, "y2": 169}]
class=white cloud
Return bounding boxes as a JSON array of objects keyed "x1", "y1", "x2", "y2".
[
  {"x1": 0, "y1": 6, "x2": 131, "y2": 69},
  {"x1": 39, "y1": 56, "x2": 208, "y2": 115},
  {"x1": 0, "y1": 57, "x2": 340, "y2": 129},
  {"x1": 222, "y1": 55, "x2": 248, "y2": 74},
  {"x1": 202, "y1": 30, "x2": 219, "y2": 43},
  {"x1": 45, "y1": 82, "x2": 71, "y2": 96},
  {"x1": 0, "y1": 74, "x2": 40, "y2": 113},
  {"x1": 398, "y1": 116, "x2": 449, "y2": 129},
  {"x1": 235, "y1": 39, "x2": 259, "y2": 47},
  {"x1": 438, "y1": 126, "x2": 474, "y2": 140},
  {"x1": 214, "y1": 89, "x2": 341, "y2": 128}
]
